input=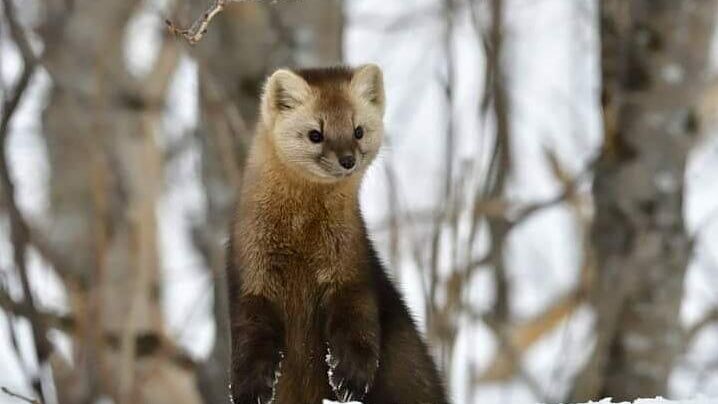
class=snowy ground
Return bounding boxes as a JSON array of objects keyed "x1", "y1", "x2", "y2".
[
  {"x1": 555, "y1": 400, "x2": 718, "y2": 404},
  {"x1": 323, "y1": 399, "x2": 718, "y2": 404}
]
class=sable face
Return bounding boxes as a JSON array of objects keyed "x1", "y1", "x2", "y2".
[{"x1": 261, "y1": 65, "x2": 386, "y2": 183}]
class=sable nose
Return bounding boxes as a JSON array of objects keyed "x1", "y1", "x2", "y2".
[{"x1": 338, "y1": 155, "x2": 356, "y2": 170}]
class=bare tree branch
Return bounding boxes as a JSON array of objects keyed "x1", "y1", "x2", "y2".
[
  {"x1": 686, "y1": 309, "x2": 718, "y2": 345},
  {"x1": 1, "y1": 0, "x2": 38, "y2": 140},
  {"x1": 479, "y1": 320, "x2": 551, "y2": 402},
  {"x1": 0, "y1": 4, "x2": 53, "y2": 399},
  {"x1": 0, "y1": 287, "x2": 74, "y2": 332},
  {"x1": 478, "y1": 288, "x2": 583, "y2": 382},
  {"x1": 1, "y1": 386, "x2": 41, "y2": 404},
  {"x1": 166, "y1": 0, "x2": 228, "y2": 45},
  {"x1": 1, "y1": 285, "x2": 196, "y2": 371}
]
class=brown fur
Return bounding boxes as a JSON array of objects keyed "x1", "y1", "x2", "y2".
[{"x1": 227, "y1": 65, "x2": 449, "y2": 404}]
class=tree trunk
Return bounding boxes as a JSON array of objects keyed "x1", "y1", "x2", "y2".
[
  {"x1": 40, "y1": 1, "x2": 201, "y2": 403},
  {"x1": 570, "y1": 1, "x2": 717, "y2": 400}
]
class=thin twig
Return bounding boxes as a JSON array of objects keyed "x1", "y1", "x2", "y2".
[
  {"x1": 166, "y1": 0, "x2": 227, "y2": 45},
  {"x1": 0, "y1": 287, "x2": 74, "y2": 332},
  {"x1": 686, "y1": 309, "x2": 718, "y2": 345},
  {"x1": 1, "y1": 387, "x2": 41, "y2": 404},
  {"x1": 465, "y1": 158, "x2": 594, "y2": 273}
]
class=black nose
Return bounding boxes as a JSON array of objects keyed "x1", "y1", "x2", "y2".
[{"x1": 338, "y1": 155, "x2": 356, "y2": 170}]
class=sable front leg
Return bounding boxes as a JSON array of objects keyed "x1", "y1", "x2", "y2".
[
  {"x1": 323, "y1": 284, "x2": 380, "y2": 402},
  {"x1": 230, "y1": 294, "x2": 284, "y2": 404}
]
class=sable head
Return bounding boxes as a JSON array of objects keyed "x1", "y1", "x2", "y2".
[{"x1": 260, "y1": 65, "x2": 385, "y2": 183}]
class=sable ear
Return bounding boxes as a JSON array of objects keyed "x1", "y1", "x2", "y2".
[
  {"x1": 261, "y1": 69, "x2": 311, "y2": 120},
  {"x1": 351, "y1": 64, "x2": 385, "y2": 114}
]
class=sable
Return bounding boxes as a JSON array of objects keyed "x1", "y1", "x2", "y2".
[{"x1": 227, "y1": 65, "x2": 449, "y2": 404}]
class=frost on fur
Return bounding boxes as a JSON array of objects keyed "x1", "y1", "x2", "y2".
[
  {"x1": 228, "y1": 351, "x2": 284, "y2": 404},
  {"x1": 267, "y1": 351, "x2": 285, "y2": 404},
  {"x1": 324, "y1": 345, "x2": 375, "y2": 403},
  {"x1": 325, "y1": 346, "x2": 344, "y2": 398}
]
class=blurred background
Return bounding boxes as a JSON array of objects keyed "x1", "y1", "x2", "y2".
[{"x1": 1, "y1": 0, "x2": 718, "y2": 403}]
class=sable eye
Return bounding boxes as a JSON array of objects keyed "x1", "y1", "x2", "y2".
[
  {"x1": 308, "y1": 130, "x2": 324, "y2": 143},
  {"x1": 354, "y1": 126, "x2": 364, "y2": 140}
]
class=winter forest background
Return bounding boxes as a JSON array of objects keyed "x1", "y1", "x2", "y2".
[{"x1": 1, "y1": 0, "x2": 718, "y2": 403}]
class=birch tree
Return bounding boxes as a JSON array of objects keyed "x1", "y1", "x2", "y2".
[
  {"x1": 37, "y1": 1, "x2": 200, "y2": 402},
  {"x1": 571, "y1": 1, "x2": 718, "y2": 400}
]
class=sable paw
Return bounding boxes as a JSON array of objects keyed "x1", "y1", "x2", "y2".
[
  {"x1": 325, "y1": 344, "x2": 378, "y2": 402},
  {"x1": 230, "y1": 352, "x2": 284, "y2": 404},
  {"x1": 230, "y1": 388, "x2": 273, "y2": 404}
]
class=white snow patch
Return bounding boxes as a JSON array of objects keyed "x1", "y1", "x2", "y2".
[
  {"x1": 323, "y1": 401, "x2": 363, "y2": 404},
  {"x1": 554, "y1": 399, "x2": 718, "y2": 404},
  {"x1": 323, "y1": 398, "x2": 718, "y2": 404}
]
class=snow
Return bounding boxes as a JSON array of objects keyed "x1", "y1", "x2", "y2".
[
  {"x1": 323, "y1": 401, "x2": 363, "y2": 404},
  {"x1": 558, "y1": 399, "x2": 718, "y2": 404},
  {"x1": 321, "y1": 399, "x2": 718, "y2": 404}
]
